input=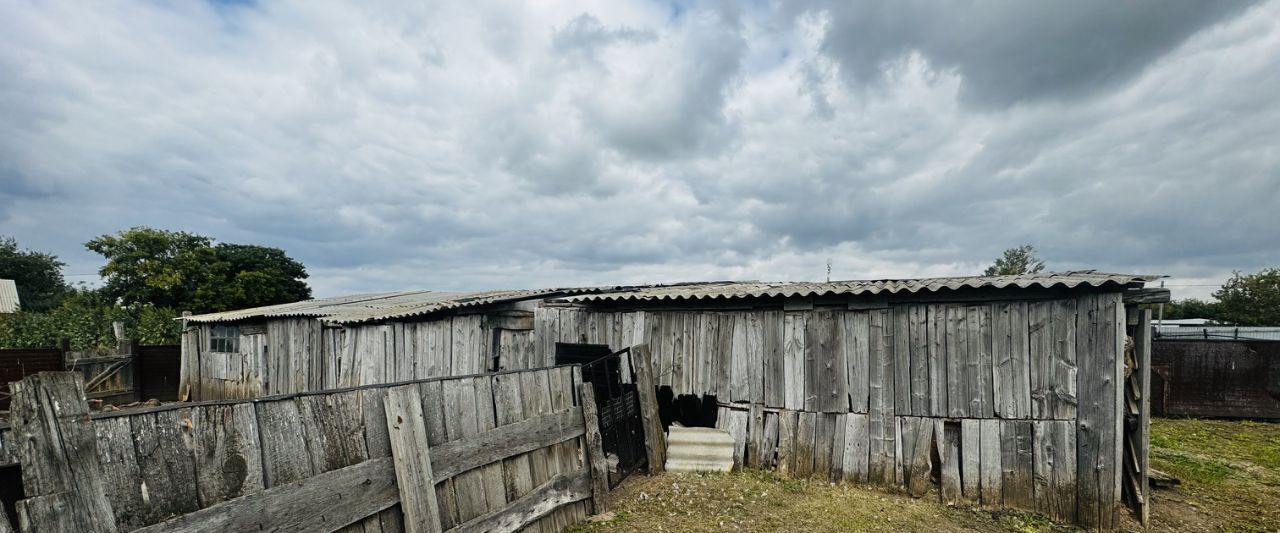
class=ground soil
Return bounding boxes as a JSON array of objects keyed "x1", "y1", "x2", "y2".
[{"x1": 571, "y1": 418, "x2": 1280, "y2": 533}]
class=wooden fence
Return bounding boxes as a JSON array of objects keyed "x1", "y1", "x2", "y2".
[
  {"x1": 2, "y1": 366, "x2": 613, "y2": 533},
  {"x1": 1151, "y1": 339, "x2": 1280, "y2": 419}
]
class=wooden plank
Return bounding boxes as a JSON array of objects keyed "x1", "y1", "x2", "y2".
[
  {"x1": 1001, "y1": 420, "x2": 1035, "y2": 511},
  {"x1": 830, "y1": 413, "x2": 846, "y2": 481},
  {"x1": 714, "y1": 314, "x2": 734, "y2": 400},
  {"x1": 385, "y1": 385, "x2": 443, "y2": 533},
  {"x1": 761, "y1": 411, "x2": 780, "y2": 470},
  {"x1": 255, "y1": 398, "x2": 314, "y2": 489},
  {"x1": 695, "y1": 313, "x2": 717, "y2": 397},
  {"x1": 845, "y1": 311, "x2": 870, "y2": 413},
  {"x1": 939, "y1": 421, "x2": 961, "y2": 506},
  {"x1": 1035, "y1": 419, "x2": 1076, "y2": 523},
  {"x1": 1075, "y1": 293, "x2": 1122, "y2": 529},
  {"x1": 906, "y1": 306, "x2": 930, "y2": 417},
  {"x1": 746, "y1": 403, "x2": 765, "y2": 469},
  {"x1": 730, "y1": 313, "x2": 750, "y2": 402},
  {"x1": 93, "y1": 415, "x2": 146, "y2": 530},
  {"x1": 892, "y1": 306, "x2": 912, "y2": 415},
  {"x1": 361, "y1": 386, "x2": 402, "y2": 533},
  {"x1": 631, "y1": 344, "x2": 666, "y2": 473},
  {"x1": 978, "y1": 418, "x2": 1002, "y2": 507},
  {"x1": 472, "y1": 376, "x2": 508, "y2": 514},
  {"x1": 192, "y1": 403, "x2": 265, "y2": 508},
  {"x1": 802, "y1": 312, "x2": 820, "y2": 412},
  {"x1": 452, "y1": 471, "x2": 591, "y2": 533},
  {"x1": 841, "y1": 413, "x2": 869, "y2": 483},
  {"x1": 960, "y1": 419, "x2": 981, "y2": 503},
  {"x1": 761, "y1": 311, "x2": 785, "y2": 408},
  {"x1": 297, "y1": 391, "x2": 368, "y2": 473},
  {"x1": 8, "y1": 373, "x2": 116, "y2": 532},
  {"x1": 420, "y1": 381, "x2": 459, "y2": 530},
  {"x1": 905, "y1": 417, "x2": 934, "y2": 497},
  {"x1": 945, "y1": 306, "x2": 968, "y2": 417},
  {"x1": 783, "y1": 313, "x2": 806, "y2": 411},
  {"x1": 578, "y1": 383, "x2": 609, "y2": 515},
  {"x1": 926, "y1": 305, "x2": 948, "y2": 417},
  {"x1": 794, "y1": 411, "x2": 817, "y2": 478},
  {"x1": 492, "y1": 373, "x2": 535, "y2": 504},
  {"x1": 867, "y1": 309, "x2": 896, "y2": 486},
  {"x1": 429, "y1": 408, "x2": 585, "y2": 482},
  {"x1": 1135, "y1": 308, "x2": 1152, "y2": 526},
  {"x1": 819, "y1": 311, "x2": 850, "y2": 413},
  {"x1": 132, "y1": 457, "x2": 399, "y2": 533},
  {"x1": 1031, "y1": 299, "x2": 1079, "y2": 419},
  {"x1": 132, "y1": 408, "x2": 201, "y2": 523},
  {"x1": 444, "y1": 378, "x2": 489, "y2": 523},
  {"x1": 967, "y1": 305, "x2": 995, "y2": 418},
  {"x1": 813, "y1": 413, "x2": 836, "y2": 479},
  {"x1": 722, "y1": 408, "x2": 749, "y2": 469},
  {"x1": 776, "y1": 410, "x2": 797, "y2": 477}
]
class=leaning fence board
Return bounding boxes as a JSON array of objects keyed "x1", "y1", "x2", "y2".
[
  {"x1": 578, "y1": 383, "x2": 609, "y2": 514},
  {"x1": 631, "y1": 344, "x2": 666, "y2": 473},
  {"x1": 452, "y1": 471, "x2": 591, "y2": 533},
  {"x1": 384, "y1": 385, "x2": 442, "y2": 533},
  {"x1": 132, "y1": 457, "x2": 399, "y2": 533}
]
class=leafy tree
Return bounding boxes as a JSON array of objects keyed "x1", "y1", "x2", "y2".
[
  {"x1": 1148, "y1": 298, "x2": 1223, "y2": 322},
  {"x1": 0, "y1": 286, "x2": 182, "y2": 349},
  {"x1": 983, "y1": 244, "x2": 1047, "y2": 276},
  {"x1": 1213, "y1": 268, "x2": 1280, "y2": 326},
  {"x1": 0, "y1": 236, "x2": 68, "y2": 311},
  {"x1": 86, "y1": 227, "x2": 311, "y2": 313}
]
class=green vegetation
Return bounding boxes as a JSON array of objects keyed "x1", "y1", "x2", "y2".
[
  {"x1": 984, "y1": 244, "x2": 1047, "y2": 276},
  {"x1": 0, "y1": 229, "x2": 312, "y2": 350}
]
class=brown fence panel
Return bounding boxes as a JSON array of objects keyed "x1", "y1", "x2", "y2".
[
  {"x1": 1152, "y1": 340, "x2": 1280, "y2": 419},
  {"x1": 137, "y1": 345, "x2": 181, "y2": 402},
  {"x1": 0, "y1": 348, "x2": 63, "y2": 411}
]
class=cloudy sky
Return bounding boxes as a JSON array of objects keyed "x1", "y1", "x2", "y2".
[{"x1": 2, "y1": 1, "x2": 1277, "y2": 300}]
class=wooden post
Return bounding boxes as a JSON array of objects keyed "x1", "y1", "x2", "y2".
[
  {"x1": 577, "y1": 383, "x2": 609, "y2": 514},
  {"x1": 384, "y1": 384, "x2": 443, "y2": 533},
  {"x1": 1134, "y1": 309, "x2": 1152, "y2": 527},
  {"x1": 631, "y1": 344, "x2": 666, "y2": 473},
  {"x1": 9, "y1": 372, "x2": 117, "y2": 533}
]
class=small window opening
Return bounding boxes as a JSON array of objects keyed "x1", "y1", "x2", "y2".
[{"x1": 209, "y1": 325, "x2": 240, "y2": 353}]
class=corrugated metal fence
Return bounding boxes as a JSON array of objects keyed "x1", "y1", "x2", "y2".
[{"x1": 0, "y1": 348, "x2": 62, "y2": 410}]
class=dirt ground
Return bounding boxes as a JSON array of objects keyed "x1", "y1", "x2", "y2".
[{"x1": 570, "y1": 418, "x2": 1279, "y2": 533}]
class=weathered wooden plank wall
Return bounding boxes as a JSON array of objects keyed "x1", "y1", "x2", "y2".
[
  {"x1": 541, "y1": 294, "x2": 1124, "y2": 528},
  {"x1": 10, "y1": 367, "x2": 602, "y2": 533}
]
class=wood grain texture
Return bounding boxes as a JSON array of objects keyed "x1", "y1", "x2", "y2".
[
  {"x1": 761, "y1": 311, "x2": 785, "y2": 408},
  {"x1": 746, "y1": 403, "x2": 765, "y2": 469},
  {"x1": 1075, "y1": 293, "x2": 1123, "y2": 529},
  {"x1": 1034, "y1": 419, "x2": 1076, "y2": 524},
  {"x1": 794, "y1": 411, "x2": 817, "y2": 478},
  {"x1": 131, "y1": 408, "x2": 200, "y2": 524},
  {"x1": 132, "y1": 458, "x2": 399, "y2": 533},
  {"x1": 451, "y1": 470, "x2": 590, "y2": 533},
  {"x1": 960, "y1": 419, "x2": 981, "y2": 504},
  {"x1": 978, "y1": 418, "x2": 1002, "y2": 507},
  {"x1": 192, "y1": 403, "x2": 264, "y2": 508},
  {"x1": 945, "y1": 306, "x2": 968, "y2": 417},
  {"x1": 926, "y1": 305, "x2": 948, "y2": 417},
  {"x1": 966, "y1": 305, "x2": 995, "y2": 418},
  {"x1": 845, "y1": 311, "x2": 870, "y2": 414},
  {"x1": 841, "y1": 413, "x2": 869, "y2": 483},
  {"x1": 1029, "y1": 300, "x2": 1078, "y2": 419},
  {"x1": 578, "y1": 383, "x2": 609, "y2": 515},
  {"x1": 906, "y1": 306, "x2": 930, "y2": 417},
  {"x1": 428, "y1": 409, "x2": 584, "y2": 483},
  {"x1": 867, "y1": 309, "x2": 896, "y2": 486},
  {"x1": 1001, "y1": 420, "x2": 1035, "y2": 512},
  {"x1": 939, "y1": 421, "x2": 961, "y2": 506},
  {"x1": 631, "y1": 344, "x2": 666, "y2": 473},
  {"x1": 892, "y1": 306, "x2": 912, "y2": 415},
  {"x1": 776, "y1": 410, "x2": 797, "y2": 476},
  {"x1": 385, "y1": 385, "x2": 443, "y2": 533},
  {"x1": 783, "y1": 313, "x2": 807, "y2": 411}
]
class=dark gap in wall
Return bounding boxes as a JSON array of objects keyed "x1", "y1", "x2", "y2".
[
  {"x1": 656, "y1": 387, "x2": 719, "y2": 429},
  {"x1": 0, "y1": 463, "x2": 22, "y2": 530}
]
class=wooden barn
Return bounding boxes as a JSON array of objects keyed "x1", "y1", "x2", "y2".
[{"x1": 179, "y1": 271, "x2": 1167, "y2": 529}]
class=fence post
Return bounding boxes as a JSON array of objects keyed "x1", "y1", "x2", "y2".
[
  {"x1": 9, "y1": 372, "x2": 117, "y2": 532},
  {"x1": 577, "y1": 383, "x2": 609, "y2": 514},
  {"x1": 630, "y1": 344, "x2": 666, "y2": 473}
]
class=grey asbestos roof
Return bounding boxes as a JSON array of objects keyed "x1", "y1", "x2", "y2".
[
  {"x1": 182, "y1": 288, "x2": 603, "y2": 324},
  {"x1": 0, "y1": 279, "x2": 18, "y2": 313},
  {"x1": 558, "y1": 271, "x2": 1159, "y2": 303},
  {"x1": 183, "y1": 271, "x2": 1156, "y2": 325}
]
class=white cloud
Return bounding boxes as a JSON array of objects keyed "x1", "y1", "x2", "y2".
[{"x1": 1, "y1": 0, "x2": 1277, "y2": 302}]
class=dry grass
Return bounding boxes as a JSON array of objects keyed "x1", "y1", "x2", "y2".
[{"x1": 571, "y1": 418, "x2": 1280, "y2": 533}]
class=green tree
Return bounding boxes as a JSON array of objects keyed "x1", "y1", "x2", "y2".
[
  {"x1": 1213, "y1": 268, "x2": 1280, "y2": 326},
  {"x1": 983, "y1": 244, "x2": 1047, "y2": 276},
  {"x1": 86, "y1": 227, "x2": 311, "y2": 313},
  {"x1": 1149, "y1": 298, "x2": 1223, "y2": 321},
  {"x1": 0, "y1": 235, "x2": 68, "y2": 311}
]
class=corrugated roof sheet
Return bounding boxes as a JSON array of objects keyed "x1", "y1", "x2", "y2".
[
  {"x1": 183, "y1": 287, "x2": 607, "y2": 324},
  {"x1": 183, "y1": 271, "x2": 1157, "y2": 325},
  {"x1": 0, "y1": 279, "x2": 19, "y2": 313},
  {"x1": 559, "y1": 271, "x2": 1159, "y2": 303}
]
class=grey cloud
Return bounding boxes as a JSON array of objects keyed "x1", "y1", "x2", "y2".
[{"x1": 814, "y1": 0, "x2": 1258, "y2": 109}]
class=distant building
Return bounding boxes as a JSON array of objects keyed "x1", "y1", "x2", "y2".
[{"x1": 0, "y1": 279, "x2": 19, "y2": 313}]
